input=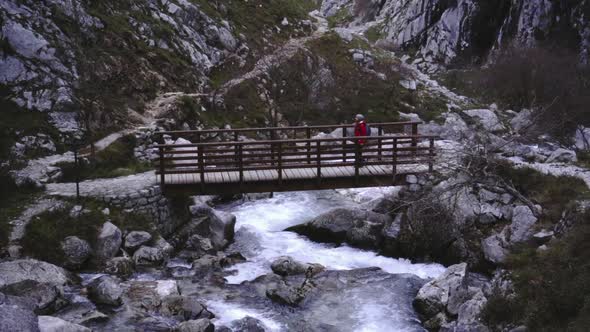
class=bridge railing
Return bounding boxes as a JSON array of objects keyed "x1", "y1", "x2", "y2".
[
  {"x1": 155, "y1": 134, "x2": 437, "y2": 189},
  {"x1": 154, "y1": 121, "x2": 422, "y2": 143}
]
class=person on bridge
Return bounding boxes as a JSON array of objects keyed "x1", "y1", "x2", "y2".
[{"x1": 354, "y1": 114, "x2": 368, "y2": 145}]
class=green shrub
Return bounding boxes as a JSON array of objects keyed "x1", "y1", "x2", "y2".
[
  {"x1": 21, "y1": 200, "x2": 154, "y2": 266},
  {"x1": 507, "y1": 210, "x2": 590, "y2": 331},
  {"x1": 496, "y1": 163, "x2": 589, "y2": 224}
]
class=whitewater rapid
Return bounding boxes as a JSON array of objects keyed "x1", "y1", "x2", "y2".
[{"x1": 210, "y1": 188, "x2": 446, "y2": 331}]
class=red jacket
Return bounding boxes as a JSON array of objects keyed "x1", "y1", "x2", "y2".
[{"x1": 354, "y1": 121, "x2": 367, "y2": 145}]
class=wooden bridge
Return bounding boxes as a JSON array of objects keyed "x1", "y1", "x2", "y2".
[{"x1": 155, "y1": 122, "x2": 437, "y2": 195}]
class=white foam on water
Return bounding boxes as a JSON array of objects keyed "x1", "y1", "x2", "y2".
[
  {"x1": 206, "y1": 300, "x2": 284, "y2": 331},
  {"x1": 221, "y1": 190, "x2": 446, "y2": 284}
]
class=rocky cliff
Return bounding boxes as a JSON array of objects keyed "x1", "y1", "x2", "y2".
[{"x1": 322, "y1": 0, "x2": 590, "y2": 72}]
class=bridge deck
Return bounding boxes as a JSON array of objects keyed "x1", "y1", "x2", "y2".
[{"x1": 163, "y1": 164, "x2": 422, "y2": 185}]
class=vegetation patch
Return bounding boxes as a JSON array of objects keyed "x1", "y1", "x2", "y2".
[
  {"x1": 365, "y1": 23, "x2": 385, "y2": 43},
  {"x1": 496, "y1": 163, "x2": 590, "y2": 224},
  {"x1": 58, "y1": 134, "x2": 151, "y2": 182},
  {"x1": 21, "y1": 199, "x2": 154, "y2": 267},
  {"x1": 327, "y1": 7, "x2": 354, "y2": 28},
  {"x1": 483, "y1": 209, "x2": 590, "y2": 331}
]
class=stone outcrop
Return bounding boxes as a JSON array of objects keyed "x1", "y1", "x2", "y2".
[
  {"x1": 87, "y1": 276, "x2": 123, "y2": 306},
  {"x1": 38, "y1": 316, "x2": 91, "y2": 332},
  {"x1": 61, "y1": 236, "x2": 92, "y2": 268},
  {"x1": 414, "y1": 263, "x2": 490, "y2": 331},
  {"x1": 0, "y1": 259, "x2": 71, "y2": 288},
  {"x1": 95, "y1": 222, "x2": 122, "y2": 261}
]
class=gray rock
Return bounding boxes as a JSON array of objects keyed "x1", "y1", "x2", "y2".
[
  {"x1": 463, "y1": 109, "x2": 505, "y2": 132},
  {"x1": 104, "y1": 257, "x2": 134, "y2": 278},
  {"x1": 287, "y1": 208, "x2": 391, "y2": 248},
  {"x1": 406, "y1": 174, "x2": 418, "y2": 184},
  {"x1": 510, "y1": 109, "x2": 533, "y2": 133},
  {"x1": 414, "y1": 263, "x2": 468, "y2": 320},
  {"x1": 0, "y1": 280, "x2": 66, "y2": 314},
  {"x1": 124, "y1": 231, "x2": 152, "y2": 250},
  {"x1": 545, "y1": 148, "x2": 577, "y2": 163},
  {"x1": 509, "y1": 206, "x2": 538, "y2": 243},
  {"x1": 532, "y1": 229, "x2": 554, "y2": 245},
  {"x1": 0, "y1": 303, "x2": 40, "y2": 332},
  {"x1": 53, "y1": 302, "x2": 108, "y2": 325},
  {"x1": 270, "y1": 256, "x2": 324, "y2": 277},
  {"x1": 133, "y1": 246, "x2": 166, "y2": 266},
  {"x1": 175, "y1": 318, "x2": 214, "y2": 332},
  {"x1": 88, "y1": 276, "x2": 123, "y2": 306},
  {"x1": 61, "y1": 236, "x2": 91, "y2": 268},
  {"x1": 188, "y1": 205, "x2": 236, "y2": 250},
  {"x1": 481, "y1": 234, "x2": 508, "y2": 264},
  {"x1": 0, "y1": 259, "x2": 70, "y2": 288},
  {"x1": 161, "y1": 295, "x2": 214, "y2": 320},
  {"x1": 38, "y1": 316, "x2": 90, "y2": 332},
  {"x1": 96, "y1": 222, "x2": 122, "y2": 261},
  {"x1": 230, "y1": 316, "x2": 267, "y2": 332}
]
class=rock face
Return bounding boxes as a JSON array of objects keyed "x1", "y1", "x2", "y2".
[
  {"x1": 87, "y1": 276, "x2": 123, "y2": 306},
  {"x1": 322, "y1": 0, "x2": 590, "y2": 71},
  {"x1": 186, "y1": 205, "x2": 237, "y2": 251},
  {"x1": 61, "y1": 236, "x2": 92, "y2": 268},
  {"x1": 104, "y1": 257, "x2": 135, "y2": 278},
  {"x1": 95, "y1": 222, "x2": 122, "y2": 261},
  {"x1": 463, "y1": 109, "x2": 506, "y2": 132},
  {"x1": 38, "y1": 316, "x2": 91, "y2": 332},
  {"x1": 414, "y1": 264, "x2": 490, "y2": 330},
  {"x1": 0, "y1": 259, "x2": 70, "y2": 288}
]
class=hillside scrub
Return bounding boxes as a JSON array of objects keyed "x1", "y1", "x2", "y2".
[
  {"x1": 441, "y1": 47, "x2": 590, "y2": 143},
  {"x1": 483, "y1": 209, "x2": 590, "y2": 331}
]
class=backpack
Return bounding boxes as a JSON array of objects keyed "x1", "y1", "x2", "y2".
[{"x1": 366, "y1": 123, "x2": 371, "y2": 136}]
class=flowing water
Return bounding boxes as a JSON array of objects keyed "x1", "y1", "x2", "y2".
[{"x1": 207, "y1": 188, "x2": 446, "y2": 331}]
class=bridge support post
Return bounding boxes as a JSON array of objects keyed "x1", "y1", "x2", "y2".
[
  {"x1": 392, "y1": 138, "x2": 397, "y2": 184},
  {"x1": 378, "y1": 127, "x2": 383, "y2": 160},
  {"x1": 316, "y1": 141, "x2": 321, "y2": 187},
  {"x1": 342, "y1": 126, "x2": 347, "y2": 162},
  {"x1": 238, "y1": 145, "x2": 244, "y2": 192},
  {"x1": 278, "y1": 142, "x2": 283, "y2": 187},
  {"x1": 429, "y1": 138, "x2": 435, "y2": 172},
  {"x1": 411, "y1": 123, "x2": 418, "y2": 159},
  {"x1": 198, "y1": 145, "x2": 205, "y2": 193},
  {"x1": 306, "y1": 127, "x2": 311, "y2": 164}
]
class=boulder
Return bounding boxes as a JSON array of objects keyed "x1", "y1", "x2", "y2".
[
  {"x1": 95, "y1": 222, "x2": 122, "y2": 261},
  {"x1": 87, "y1": 276, "x2": 123, "y2": 306},
  {"x1": 0, "y1": 259, "x2": 70, "y2": 288},
  {"x1": 481, "y1": 234, "x2": 508, "y2": 264},
  {"x1": 413, "y1": 263, "x2": 468, "y2": 320},
  {"x1": 463, "y1": 109, "x2": 505, "y2": 132},
  {"x1": 510, "y1": 109, "x2": 533, "y2": 133},
  {"x1": 0, "y1": 280, "x2": 66, "y2": 314},
  {"x1": 124, "y1": 231, "x2": 152, "y2": 250},
  {"x1": 270, "y1": 256, "x2": 324, "y2": 277},
  {"x1": 61, "y1": 236, "x2": 91, "y2": 268},
  {"x1": 104, "y1": 257, "x2": 134, "y2": 278},
  {"x1": 0, "y1": 303, "x2": 40, "y2": 332},
  {"x1": 188, "y1": 205, "x2": 236, "y2": 250},
  {"x1": 574, "y1": 126, "x2": 590, "y2": 151},
  {"x1": 175, "y1": 318, "x2": 214, "y2": 332},
  {"x1": 532, "y1": 229, "x2": 554, "y2": 245},
  {"x1": 133, "y1": 246, "x2": 166, "y2": 266},
  {"x1": 545, "y1": 148, "x2": 577, "y2": 163},
  {"x1": 38, "y1": 316, "x2": 90, "y2": 332},
  {"x1": 53, "y1": 302, "x2": 108, "y2": 325},
  {"x1": 229, "y1": 316, "x2": 267, "y2": 332},
  {"x1": 161, "y1": 295, "x2": 214, "y2": 320},
  {"x1": 287, "y1": 208, "x2": 391, "y2": 247},
  {"x1": 509, "y1": 206, "x2": 538, "y2": 243}
]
